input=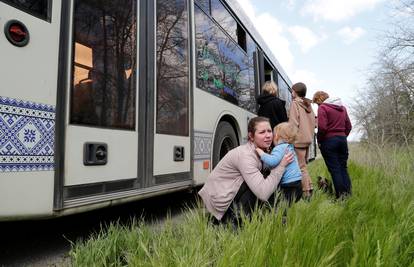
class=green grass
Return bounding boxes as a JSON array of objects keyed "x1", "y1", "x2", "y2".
[{"x1": 70, "y1": 145, "x2": 414, "y2": 266}]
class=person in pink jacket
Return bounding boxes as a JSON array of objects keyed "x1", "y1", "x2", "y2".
[
  {"x1": 198, "y1": 117, "x2": 294, "y2": 225},
  {"x1": 313, "y1": 91, "x2": 352, "y2": 198}
]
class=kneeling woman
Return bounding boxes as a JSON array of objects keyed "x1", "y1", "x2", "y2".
[{"x1": 198, "y1": 117, "x2": 294, "y2": 224}]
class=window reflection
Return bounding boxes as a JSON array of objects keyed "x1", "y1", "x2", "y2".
[
  {"x1": 246, "y1": 34, "x2": 257, "y2": 113},
  {"x1": 156, "y1": 0, "x2": 189, "y2": 136},
  {"x1": 195, "y1": 0, "x2": 211, "y2": 14},
  {"x1": 278, "y1": 73, "x2": 291, "y2": 111},
  {"x1": 2, "y1": 0, "x2": 50, "y2": 21},
  {"x1": 211, "y1": 0, "x2": 237, "y2": 40},
  {"x1": 70, "y1": 0, "x2": 137, "y2": 130},
  {"x1": 195, "y1": 6, "x2": 255, "y2": 112}
]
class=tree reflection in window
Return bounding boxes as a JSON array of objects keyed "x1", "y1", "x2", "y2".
[
  {"x1": 2, "y1": 0, "x2": 50, "y2": 20},
  {"x1": 195, "y1": 5, "x2": 255, "y2": 112},
  {"x1": 156, "y1": 0, "x2": 189, "y2": 136},
  {"x1": 71, "y1": 0, "x2": 137, "y2": 130},
  {"x1": 195, "y1": 0, "x2": 211, "y2": 14},
  {"x1": 211, "y1": 0, "x2": 237, "y2": 40},
  {"x1": 278, "y1": 73, "x2": 291, "y2": 111}
]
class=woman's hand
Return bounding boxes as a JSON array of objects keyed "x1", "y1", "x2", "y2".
[
  {"x1": 280, "y1": 152, "x2": 294, "y2": 167},
  {"x1": 255, "y1": 147, "x2": 265, "y2": 157}
]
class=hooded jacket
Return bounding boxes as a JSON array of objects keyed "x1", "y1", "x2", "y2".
[
  {"x1": 317, "y1": 97, "x2": 352, "y2": 143},
  {"x1": 257, "y1": 94, "x2": 288, "y2": 129},
  {"x1": 289, "y1": 97, "x2": 316, "y2": 148}
]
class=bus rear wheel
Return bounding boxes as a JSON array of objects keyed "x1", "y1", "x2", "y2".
[{"x1": 212, "y1": 121, "x2": 238, "y2": 168}]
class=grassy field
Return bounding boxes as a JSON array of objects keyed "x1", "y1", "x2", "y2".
[{"x1": 70, "y1": 144, "x2": 414, "y2": 266}]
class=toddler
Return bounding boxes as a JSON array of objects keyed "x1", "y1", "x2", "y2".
[{"x1": 256, "y1": 122, "x2": 302, "y2": 204}]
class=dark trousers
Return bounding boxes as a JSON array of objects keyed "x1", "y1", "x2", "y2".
[
  {"x1": 218, "y1": 182, "x2": 260, "y2": 226},
  {"x1": 211, "y1": 182, "x2": 274, "y2": 226},
  {"x1": 215, "y1": 181, "x2": 298, "y2": 226},
  {"x1": 280, "y1": 180, "x2": 302, "y2": 205},
  {"x1": 319, "y1": 136, "x2": 352, "y2": 198},
  {"x1": 276, "y1": 180, "x2": 302, "y2": 222}
]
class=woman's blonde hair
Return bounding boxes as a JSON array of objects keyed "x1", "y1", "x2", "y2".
[
  {"x1": 274, "y1": 122, "x2": 298, "y2": 144},
  {"x1": 312, "y1": 91, "x2": 329, "y2": 105},
  {"x1": 262, "y1": 81, "x2": 278, "y2": 96}
]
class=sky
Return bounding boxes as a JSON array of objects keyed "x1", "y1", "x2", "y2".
[{"x1": 236, "y1": 0, "x2": 393, "y2": 140}]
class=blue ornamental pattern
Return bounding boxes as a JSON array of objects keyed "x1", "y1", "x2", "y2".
[
  {"x1": 0, "y1": 96, "x2": 55, "y2": 172},
  {"x1": 194, "y1": 130, "x2": 212, "y2": 160}
]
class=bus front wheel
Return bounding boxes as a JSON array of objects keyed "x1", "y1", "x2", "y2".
[{"x1": 212, "y1": 121, "x2": 238, "y2": 168}]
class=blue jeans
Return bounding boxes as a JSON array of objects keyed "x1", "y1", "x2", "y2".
[{"x1": 319, "y1": 136, "x2": 352, "y2": 198}]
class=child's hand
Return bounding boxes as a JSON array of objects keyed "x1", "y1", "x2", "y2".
[{"x1": 255, "y1": 148, "x2": 264, "y2": 156}]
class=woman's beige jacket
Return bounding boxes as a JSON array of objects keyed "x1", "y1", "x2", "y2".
[{"x1": 198, "y1": 142, "x2": 286, "y2": 220}]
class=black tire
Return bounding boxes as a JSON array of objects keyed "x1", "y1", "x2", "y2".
[{"x1": 212, "y1": 121, "x2": 238, "y2": 168}]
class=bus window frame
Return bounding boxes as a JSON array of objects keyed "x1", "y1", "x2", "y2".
[
  {"x1": 195, "y1": 0, "x2": 211, "y2": 14},
  {"x1": 69, "y1": 0, "x2": 138, "y2": 131},
  {"x1": 195, "y1": 0, "x2": 292, "y2": 115},
  {"x1": 195, "y1": 1, "x2": 248, "y2": 59},
  {"x1": 1, "y1": 0, "x2": 53, "y2": 22},
  {"x1": 194, "y1": 3, "x2": 255, "y2": 112},
  {"x1": 155, "y1": 0, "x2": 191, "y2": 137}
]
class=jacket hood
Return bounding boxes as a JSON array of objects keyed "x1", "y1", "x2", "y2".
[
  {"x1": 325, "y1": 97, "x2": 343, "y2": 106},
  {"x1": 257, "y1": 94, "x2": 285, "y2": 105},
  {"x1": 322, "y1": 97, "x2": 345, "y2": 111},
  {"x1": 294, "y1": 97, "x2": 313, "y2": 113},
  {"x1": 257, "y1": 94, "x2": 273, "y2": 105}
]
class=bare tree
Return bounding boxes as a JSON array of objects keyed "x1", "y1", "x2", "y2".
[
  {"x1": 385, "y1": 0, "x2": 414, "y2": 63},
  {"x1": 352, "y1": 0, "x2": 414, "y2": 146}
]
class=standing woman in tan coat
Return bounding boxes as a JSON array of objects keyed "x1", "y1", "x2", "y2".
[{"x1": 289, "y1": 82, "x2": 316, "y2": 198}]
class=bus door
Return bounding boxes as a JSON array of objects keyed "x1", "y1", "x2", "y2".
[
  {"x1": 63, "y1": 0, "x2": 140, "y2": 202},
  {"x1": 152, "y1": 0, "x2": 191, "y2": 186}
]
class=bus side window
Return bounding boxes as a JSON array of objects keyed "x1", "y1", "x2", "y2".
[
  {"x1": 70, "y1": 0, "x2": 137, "y2": 130},
  {"x1": 2, "y1": 0, "x2": 51, "y2": 21}
]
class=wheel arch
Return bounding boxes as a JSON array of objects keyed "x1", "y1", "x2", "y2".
[
  {"x1": 214, "y1": 114, "x2": 240, "y2": 147},
  {"x1": 210, "y1": 113, "x2": 241, "y2": 169}
]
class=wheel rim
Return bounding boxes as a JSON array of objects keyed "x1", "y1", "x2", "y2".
[{"x1": 219, "y1": 136, "x2": 234, "y2": 160}]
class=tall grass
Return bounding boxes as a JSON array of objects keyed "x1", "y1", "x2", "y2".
[{"x1": 70, "y1": 145, "x2": 414, "y2": 266}]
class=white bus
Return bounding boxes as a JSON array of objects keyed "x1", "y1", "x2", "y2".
[{"x1": 0, "y1": 0, "x2": 298, "y2": 220}]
